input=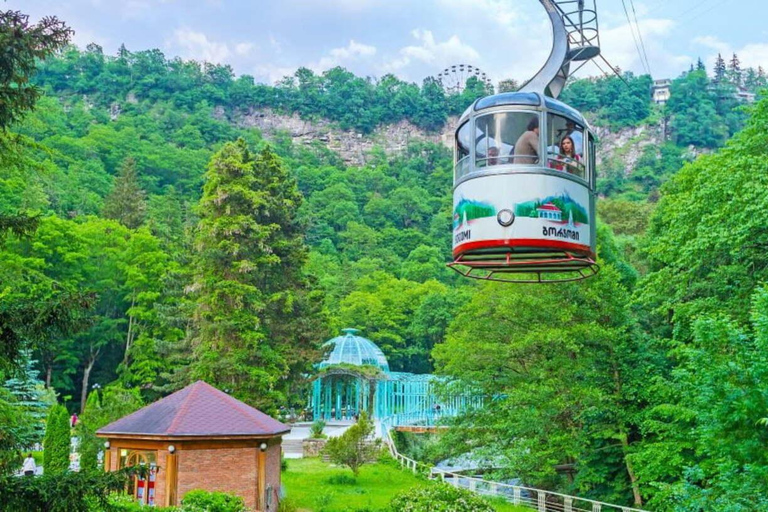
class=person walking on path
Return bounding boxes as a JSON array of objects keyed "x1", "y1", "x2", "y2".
[{"x1": 22, "y1": 454, "x2": 36, "y2": 476}]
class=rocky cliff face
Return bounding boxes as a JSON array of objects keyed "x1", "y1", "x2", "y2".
[
  {"x1": 594, "y1": 123, "x2": 665, "y2": 174},
  {"x1": 231, "y1": 108, "x2": 456, "y2": 166}
]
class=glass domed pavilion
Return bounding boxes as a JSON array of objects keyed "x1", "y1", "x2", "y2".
[{"x1": 311, "y1": 329, "x2": 479, "y2": 422}]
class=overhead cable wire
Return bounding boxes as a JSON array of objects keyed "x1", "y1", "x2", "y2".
[
  {"x1": 619, "y1": 0, "x2": 651, "y2": 75},
  {"x1": 596, "y1": 55, "x2": 630, "y2": 86},
  {"x1": 628, "y1": 0, "x2": 653, "y2": 77}
]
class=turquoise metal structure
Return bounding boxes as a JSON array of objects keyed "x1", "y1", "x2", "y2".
[{"x1": 311, "y1": 329, "x2": 482, "y2": 422}]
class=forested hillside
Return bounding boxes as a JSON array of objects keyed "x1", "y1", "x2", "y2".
[{"x1": 3, "y1": 31, "x2": 768, "y2": 511}]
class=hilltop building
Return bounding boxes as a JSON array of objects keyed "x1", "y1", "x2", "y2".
[
  {"x1": 736, "y1": 87, "x2": 757, "y2": 103},
  {"x1": 652, "y1": 79, "x2": 672, "y2": 104},
  {"x1": 97, "y1": 381, "x2": 287, "y2": 511}
]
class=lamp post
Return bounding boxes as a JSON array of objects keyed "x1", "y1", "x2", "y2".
[
  {"x1": 166, "y1": 444, "x2": 178, "y2": 507},
  {"x1": 257, "y1": 441, "x2": 268, "y2": 511},
  {"x1": 103, "y1": 441, "x2": 111, "y2": 472}
]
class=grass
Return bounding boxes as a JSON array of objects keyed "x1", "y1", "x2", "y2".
[{"x1": 282, "y1": 457, "x2": 529, "y2": 512}]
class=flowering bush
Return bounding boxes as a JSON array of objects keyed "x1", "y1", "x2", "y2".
[{"x1": 388, "y1": 484, "x2": 496, "y2": 512}]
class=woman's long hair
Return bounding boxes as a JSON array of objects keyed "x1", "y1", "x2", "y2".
[{"x1": 560, "y1": 135, "x2": 576, "y2": 158}]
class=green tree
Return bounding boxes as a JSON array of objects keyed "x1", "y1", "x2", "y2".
[
  {"x1": 3, "y1": 349, "x2": 55, "y2": 442},
  {"x1": 631, "y1": 94, "x2": 768, "y2": 509},
  {"x1": 433, "y1": 238, "x2": 653, "y2": 506},
  {"x1": 323, "y1": 412, "x2": 379, "y2": 476},
  {"x1": 0, "y1": 388, "x2": 36, "y2": 475},
  {"x1": 0, "y1": 10, "x2": 71, "y2": 130},
  {"x1": 43, "y1": 404, "x2": 70, "y2": 474},
  {"x1": 190, "y1": 140, "x2": 321, "y2": 410},
  {"x1": 497, "y1": 78, "x2": 519, "y2": 93},
  {"x1": 75, "y1": 391, "x2": 100, "y2": 471},
  {"x1": 713, "y1": 53, "x2": 727, "y2": 83},
  {"x1": 667, "y1": 70, "x2": 728, "y2": 147},
  {"x1": 101, "y1": 157, "x2": 147, "y2": 229}
]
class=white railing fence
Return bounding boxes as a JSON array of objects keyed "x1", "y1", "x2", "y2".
[{"x1": 379, "y1": 414, "x2": 650, "y2": 512}]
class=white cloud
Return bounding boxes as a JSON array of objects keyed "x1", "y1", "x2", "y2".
[
  {"x1": 253, "y1": 63, "x2": 298, "y2": 84},
  {"x1": 119, "y1": 0, "x2": 176, "y2": 20},
  {"x1": 435, "y1": 0, "x2": 521, "y2": 28},
  {"x1": 71, "y1": 27, "x2": 110, "y2": 49},
  {"x1": 313, "y1": 0, "x2": 384, "y2": 12},
  {"x1": 315, "y1": 40, "x2": 377, "y2": 71},
  {"x1": 382, "y1": 29, "x2": 479, "y2": 73},
  {"x1": 738, "y1": 43, "x2": 768, "y2": 69},
  {"x1": 269, "y1": 34, "x2": 283, "y2": 54},
  {"x1": 693, "y1": 35, "x2": 730, "y2": 54},
  {"x1": 600, "y1": 18, "x2": 690, "y2": 77},
  {"x1": 235, "y1": 42, "x2": 255, "y2": 56},
  {"x1": 169, "y1": 27, "x2": 231, "y2": 63}
]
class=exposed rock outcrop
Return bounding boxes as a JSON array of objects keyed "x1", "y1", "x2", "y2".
[{"x1": 234, "y1": 108, "x2": 456, "y2": 166}]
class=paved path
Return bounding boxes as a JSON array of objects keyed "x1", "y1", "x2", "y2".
[{"x1": 282, "y1": 422, "x2": 353, "y2": 459}]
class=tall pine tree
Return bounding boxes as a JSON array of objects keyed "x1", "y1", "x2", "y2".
[
  {"x1": 3, "y1": 350, "x2": 54, "y2": 442},
  {"x1": 713, "y1": 53, "x2": 727, "y2": 83},
  {"x1": 102, "y1": 157, "x2": 147, "y2": 229},
  {"x1": 190, "y1": 139, "x2": 323, "y2": 411},
  {"x1": 727, "y1": 53, "x2": 742, "y2": 87},
  {"x1": 42, "y1": 404, "x2": 70, "y2": 473}
]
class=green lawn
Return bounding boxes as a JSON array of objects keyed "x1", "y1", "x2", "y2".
[{"x1": 281, "y1": 457, "x2": 529, "y2": 512}]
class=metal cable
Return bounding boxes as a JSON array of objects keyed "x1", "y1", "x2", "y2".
[
  {"x1": 628, "y1": 0, "x2": 653, "y2": 76},
  {"x1": 619, "y1": 0, "x2": 651, "y2": 75}
]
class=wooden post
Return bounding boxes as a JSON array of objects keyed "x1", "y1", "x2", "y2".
[
  {"x1": 165, "y1": 450, "x2": 178, "y2": 507},
  {"x1": 104, "y1": 446, "x2": 112, "y2": 472},
  {"x1": 257, "y1": 443, "x2": 267, "y2": 511}
]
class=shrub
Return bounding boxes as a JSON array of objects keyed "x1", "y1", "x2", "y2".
[
  {"x1": 0, "y1": 470, "x2": 128, "y2": 512},
  {"x1": 43, "y1": 404, "x2": 70, "y2": 474},
  {"x1": 323, "y1": 412, "x2": 380, "y2": 476},
  {"x1": 325, "y1": 473, "x2": 357, "y2": 485},
  {"x1": 309, "y1": 419, "x2": 326, "y2": 439},
  {"x1": 181, "y1": 489, "x2": 247, "y2": 512},
  {"x1": 107, "y1": 492, "x2": 180, "y2": 511},
  {"x1": 388, "y1": 484, "x2": 496, "y2": 512},
  {"x1": 276, "y1": 496, "x2": 297, "y2": 512}
]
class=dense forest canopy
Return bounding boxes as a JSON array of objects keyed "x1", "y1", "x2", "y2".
[{"x1": 2, "y1": 17, "x2": 768, "y2": 510}]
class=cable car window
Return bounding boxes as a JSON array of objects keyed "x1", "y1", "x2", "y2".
[
  {"x1": 457, "y1": 121, "x2": 471, "y2": 160},
  {"x1": 455, "y1": 121, "x2": 472, "y2": 181},
  {"x1": 546, "y1": 113, "x2": 585, "y2": 179},
  {"x1": 475, "y1": 111, "x2": 540, "y2": 168},
  {"x1": 588, "y1": 133, "x2": 596, "y2": 187}
]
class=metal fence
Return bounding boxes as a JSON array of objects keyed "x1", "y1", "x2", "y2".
[{"x1": 379, "y1": 414, "x2": 650, "y2": 512}]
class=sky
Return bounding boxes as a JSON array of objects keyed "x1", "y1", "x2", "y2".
[{"x1": 10, "y1": 0, "x2": 768, "y2": 86}]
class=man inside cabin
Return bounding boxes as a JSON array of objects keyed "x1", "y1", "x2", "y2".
[
  {"x1": 514, "y1": 116, "x2": 540, "y2": 164},
  {"x1": 487, "y1": 145, "x2": 500, "y2": 166},
  {"x1": 565, "y1": 119, "x2": 583, "y2": 156}
]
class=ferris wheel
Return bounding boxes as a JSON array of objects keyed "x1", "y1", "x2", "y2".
[{"x1": 437, "y1": 64, "x2": 492, "y2": 95}]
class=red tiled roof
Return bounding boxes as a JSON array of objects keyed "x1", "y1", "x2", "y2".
[
  {"x1": 537, "y1": 202, "x2": 561, "y2": 211},
  {"x1": 97, "y1": 381, "x2": 289, "y2": 437}
]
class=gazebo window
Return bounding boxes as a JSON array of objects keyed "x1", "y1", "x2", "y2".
[{"x1": 120, "y1": 449, "x2": 158, "y2": 506}]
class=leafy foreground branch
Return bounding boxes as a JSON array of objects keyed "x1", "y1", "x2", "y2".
[{"x1": 0, "y1": 470, "x2": 129, "y2": 512}]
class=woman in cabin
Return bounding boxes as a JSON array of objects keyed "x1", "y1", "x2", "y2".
[{"x1": 553, "y1": 135, "x2": 580, "y2": 173}]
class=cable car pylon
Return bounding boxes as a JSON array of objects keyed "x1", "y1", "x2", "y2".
[{"x1": 448, "y1": 0, "x2": 601, "y2": 283}]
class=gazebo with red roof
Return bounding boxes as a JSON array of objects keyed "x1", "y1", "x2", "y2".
[{"x1": 97, "y1": 381, "x2": 289, "y2": 511}]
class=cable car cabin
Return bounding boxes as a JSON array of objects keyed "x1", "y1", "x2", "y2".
[{"x1": 449, "y1": 91, "x2": 598, "y2": 283}]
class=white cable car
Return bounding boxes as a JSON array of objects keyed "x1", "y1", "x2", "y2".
[{"x1": 449, "y1": 0, "x2": 601, "y2": 283}]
